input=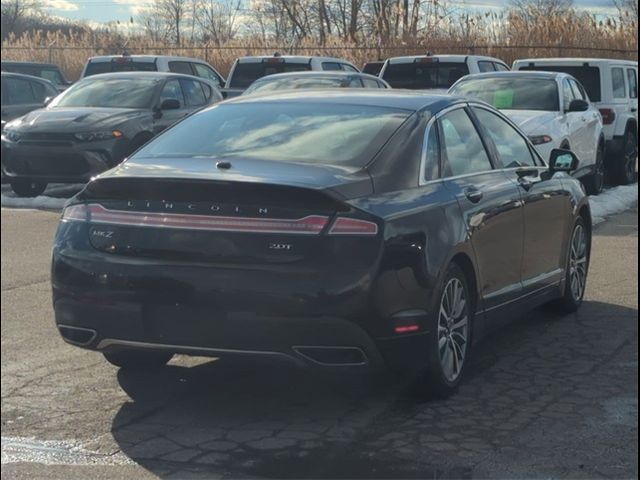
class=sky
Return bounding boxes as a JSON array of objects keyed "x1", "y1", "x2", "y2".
[{"x1": 43, "y1": 0, "x2": 620, "y2": 25}]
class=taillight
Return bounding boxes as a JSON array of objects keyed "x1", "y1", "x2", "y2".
[
  {"x1": 328, "y1": 217, "x2": 378, "y2": 236},
  {"x1": 599, "y1": 108, "x2": 616, "y2": 125},
  {"x1": 61, "y1": 203, "x2": 89, "y2": 222}
]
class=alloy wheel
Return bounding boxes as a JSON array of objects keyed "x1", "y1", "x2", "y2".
[
  {"x1": 624, "y1": 134, "x2": 638, "y2": 182},
  {"x1": 437, "y1": 277, "x2": 469, "y2": 382},
  {"x1": 569, "y1": 224, "x2": 588, "y2": 302}
]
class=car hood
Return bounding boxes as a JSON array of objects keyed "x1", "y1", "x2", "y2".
[
  {"x1": 502, "y1": 110, "x2": 558, "y2": 134},
  {"x1": 8, "y1": 107, "x2": 148, "y2": 132}
]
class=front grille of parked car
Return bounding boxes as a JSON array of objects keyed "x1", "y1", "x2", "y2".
[{"x1": 19, "y1": 132, "x2": 75, "y2": 147}]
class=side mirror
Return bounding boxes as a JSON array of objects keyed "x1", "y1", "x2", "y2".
[
  {"x1": 160, "y1": 98, "x2": 181, "y2": 110},
  {"x1": 549, "y1": 148, "x2": 579, "y2": 173},
  {"x1": 566, "y1": 99, "x2": 589, "y2": 113},
  {"x1": 43, "y1": 96, "x2": 54, "y2": 107}
]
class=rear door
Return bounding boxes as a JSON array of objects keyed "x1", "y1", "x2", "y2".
[
  {"x1": 562, "y1": 78, "x2": 590, "y2": 165},
  {"x1": 437, "y1": 106, "x2": 525, "y2": 311},
  {"x1": 471, "y1": 105, "x2": 571, "y2": 295}
]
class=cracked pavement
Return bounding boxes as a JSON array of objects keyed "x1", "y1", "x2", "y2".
[{"x1": 1, "y1": 206, "x2": 638, "y2": 479}]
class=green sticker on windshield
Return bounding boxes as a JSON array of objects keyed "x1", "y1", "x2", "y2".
[{"x1": 493, "y1": 89, "x2": 514, "y2": 109}]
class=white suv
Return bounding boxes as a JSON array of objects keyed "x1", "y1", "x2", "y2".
[
  {"x1": 513, "y1": 58, "x2": 638, "y2": 185},
  {"x1": 449, "y1": 71, "x2": 605, "y2": 194},
  {"x1": 80, "y1": 55, "x2": 226, "y2": 90},
  {"x1": 379, "y1": 54, "x2": 510, "y2": 92}
]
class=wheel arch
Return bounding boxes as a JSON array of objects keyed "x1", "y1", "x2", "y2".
[{"x1": 449, "y1": 252, "x2": 479, "y2": 316}]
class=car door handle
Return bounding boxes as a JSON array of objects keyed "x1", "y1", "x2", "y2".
[{"x1": 464, "y1": 187, "x2": 483, "y2": 203}]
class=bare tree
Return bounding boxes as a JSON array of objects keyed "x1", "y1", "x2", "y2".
[
  {"x1": 156, "y1": 0, "x2": 189, "y2": 45},
  {"x1": 1, "y1": 0, "x2": 41, "y2": 37},
  {"x1": 510, "y1": 0, "x2": 574, "y2": 21},
  {"x1": 613, "y1": 0, "x2": 638, "y2": 24},
  {"x1": 196, "y1": 0, "x2": 243, "y2": 44}
]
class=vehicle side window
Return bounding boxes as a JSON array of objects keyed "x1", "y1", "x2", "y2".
[
  {"x1": 494, "y1": 63, "x2": 510, "y2": 72},
  {"x1": 423, "y1": 122, "x2": 440, "y2": 181},
  {"x1": 341, "y1": 64, "x2": 359, "y2": 72},
  {"x1": 439, "y1": 108, "x2": 493, "y2": 177},
  {"x1": 569, "y1": 79, "x2": 586, "y2": 101},
  {"x1": 1, "y1": 78, "x2": 7, "y2": 105},
  {"x1": 322, "y1": 62, "x2": 342, "y2": 71},
  {"x1": 627, "y1": 69, "x2": 638, "y2": 99},
  {"x1": 180, "y1": 78, "x2": 207, "y2": 106},
  {"x1": 192, "y1": 63, "x2": 223, "y2": 89},
  {"x1": 169, "y1": 61, "x2": 194, "y2": 76},
  {"x1": 612, "y1": 67, "x2": 627, "y2": 99},
  {"x1": 199, "y1": 82, "x2": 213, "y2": 101},
  {"x1": 4, "y1": 77, "x2": 36, "y2": 104},
  {"x1": 562, "y1": 79, "x2": 576, "y2": 110},
  {"x1": 478, "y1": 61, "x2": 495, "y2": 73},
  {"x1": 29, "y1": 81, "x2": 49, "y2": 103},
  {"x1": 473, "y1": 107, "x2": 538, "y2": 168},
  {"x1": 362, "y1": 78, "x2": 380, "y2": 88},
  {"x1": 160, "y1": 79, "x2": 185, "y2": 107},
  {"x1": 41, "y1": 68, "x2": 64, "y2": 85}
]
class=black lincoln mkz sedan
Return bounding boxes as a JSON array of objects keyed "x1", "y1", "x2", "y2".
[
  {"x1": 2, "y1": 71, "x2": 222, "y2": 197},
  {"x1": 52, "y1": 91, "x2": 592, "y2": 396}
]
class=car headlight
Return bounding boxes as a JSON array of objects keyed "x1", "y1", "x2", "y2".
[
  {"x1": 74, "y1": 130, "x2": 123, "y2": 142},
  {"x1": 2, "y1": 129, "x2": 21, "y2": 143},
  {"x1": 529, "y1": 135, "x2": 553, "y2": 145}
]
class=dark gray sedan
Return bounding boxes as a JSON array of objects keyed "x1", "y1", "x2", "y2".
[
  {"x1": 243, "y1": 71, "x2": 390, "y2": 95},
  {"x1": 1, "y1": 72, "x2": 222, "y2": 196}
]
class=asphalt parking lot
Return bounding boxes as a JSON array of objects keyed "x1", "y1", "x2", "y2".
[{"x1": 1, "y1": 205, "x2": 638, "y2": 479}]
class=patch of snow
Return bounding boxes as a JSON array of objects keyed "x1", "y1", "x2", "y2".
[{"x1": 589, "y1": 184, "x2": 638, "y2": 225}]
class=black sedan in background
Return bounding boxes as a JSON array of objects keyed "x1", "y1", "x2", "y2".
[
  {"x1": 1, "y1": 72, "x2": 222, "y2": 196},
  {"x1": 52, "y1": 92, "x2": 591, "y2": 396},
  {"x1": 243, "y1": 71, "x2": 389, "y2": 95},
  {"x1": 1, "y1": 72, "x2": 59, "y2": 129}
]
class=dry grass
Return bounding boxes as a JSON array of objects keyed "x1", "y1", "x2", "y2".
[{"x1": 1, "y1": 11, "x2": 637, "y2": 81}]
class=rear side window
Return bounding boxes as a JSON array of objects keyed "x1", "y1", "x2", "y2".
[
  {"x1": 4, "y1": 77, "x2": 37, "y2": 104},
  {"x1": 341, "y1": 64, "x2": 359, "y2": 72},
  {"x1": 192, "y1": 63, "x2": 223, "y2": 88},
  {"x1": 362, "y1": 78, "x2": 381, "y2": 88},
  {"x1": 84, "y1": 60, "x2": 157, "y2": 77},
  {"x1": 423, "y1": 123, "x2": 440, "y2": 181},
  {"x1": 229, "y1": 62, "x2": 311, "y2": 88},
  {"x1": 322, "y1": 62, "x2": 343, "y2": 71},
  {"x1": 627, "y1": 69, "x2": 638, "y2": 99},
  {"x1": 180, "y1": 78, "x2": 207, "y2": 106},
  {"x1": 473, "y1": 107, "x2": 537, "y2": 168},
  {"x1": 439, "y1": 108, "x2": 493, "y2": 176},
  {"x1": 169, "y1": 61, "x2": 194, "y2": 75},
  {"x1": 612, "y1": 68, "x2": 627, "y2": 99},
  {"x1": 348, "y1": 78, "x2": 364, "y2": 88},
  {"x1": 494, "y1": 63, "x2": 510, "y2": 72},
  {"x1": 383, "y1": 62, "x2": 470, "y2": 90},
  {"x1": 519, "y1": 65, "x2": 601, "y2": 102},
  {"x1": 478, "y1": 61, "x2": 495, "y2": 73}
]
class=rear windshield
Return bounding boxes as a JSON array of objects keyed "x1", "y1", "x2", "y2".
[
  {"x1": 450, "y1": 78, "x2": 560, "y2": 111},
  {"x1": 382, "y1": 62, "x2": 470, "y2": 89},
  {"x1": 519, "y1": 66, "x2": 601, "y2": 102},
  {"x1": 136, "y1": 102, "x2": 411, "y2": 167},
  {"x1": 50, "y1": 78, "x2": 158, "y2": 109},
  {"x1": 229, "y1": 62, "x2": 312, "y2": 88},
  {"x1": 84, "y1": 60, "x2": 158, "y2": 77}
]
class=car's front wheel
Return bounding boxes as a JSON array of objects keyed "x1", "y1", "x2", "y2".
[
  {"x1": 103, "y1": 349, "x2": 174, "y2": 370},
  {"x1": 10, "y1": 180, "x2": 47, "y2": 197},
  {"x1": 419, "y1": 264, "x2": 473, "y2": 398}
]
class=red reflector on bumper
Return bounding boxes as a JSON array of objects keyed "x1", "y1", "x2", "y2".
[{"x1": 394, "y1": 325, "x2": 420, "y2": 333}]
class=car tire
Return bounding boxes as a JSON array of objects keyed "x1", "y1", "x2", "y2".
[
  {"x1": 103, "y1": 349, "x2": 174, "y2": 370},
  {"x1": 418, "y1": 263, "x2": 473, "y2": 398},
  {"x1": 583, "y1": 142, "x2": 605, "y2": 195},
  {"x1": 551, "y1": 217, "x2": 590, "y2": 314},
  {"x1": 612, "y1": 128, "x2": 638, "y2": 186},
  {"x1": 10, "y1": 180, "x2": 47, "y2": 198}
]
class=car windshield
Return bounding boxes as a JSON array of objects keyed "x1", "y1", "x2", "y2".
[
  {"x1": 136, "y1": 102, "x2": 411, "y2": 167},
  {"x1": 49, "y1": 78, "x2": 158, "y2": 109},
  {"x1": 450, "y1": 78, "x2": 560, "y2": 111},
  {"x1": 246, "y1": 76, "x2": 349, "y2": 94},
  {"x1": 383, "y1": 61, "x2": 469, "y2": 89},
  {"x1": 229, "y1": 62, "x2": 312, "y2": 89}
]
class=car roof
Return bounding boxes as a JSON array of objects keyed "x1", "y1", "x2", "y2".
[
  {"x1": 387, "y1": 54, "x2": 506, "y2": 64},
  {"x1": 456, "y1": 71, "x2": 566, "y2": 81},
  {"x1": 251, "y1": 71, "x2": 383, "y2": 81},
  {"x1": 0, "y1": 71, "x2": 57, "y2": 85},
  {"x1": 80, "y1": 71, "x2": 201, "y2": 81},
  {"x1": 515, "y1": 58, "x2": 638, "y2": 67},
  {"x1": 235, "y1": 55, "x2": 354, "y2": 64},
  {"x1": 223, "y1": 89, "x2": 460, "y2": 112},
  {"x1": 86, "y1": 55, "x2": 209, "y2": 63}
]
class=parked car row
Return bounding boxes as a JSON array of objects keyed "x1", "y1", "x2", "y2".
[{"x1": 1, "y1": 53, "x2": 637, "y2": 198}]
